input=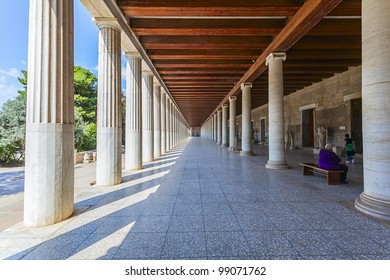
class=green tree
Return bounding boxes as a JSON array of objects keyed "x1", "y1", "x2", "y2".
[
  {"x1": 74, "y1": 66, "x2": 97, "y2": 124},
  {"x1": 73, "y1": 66, "x2": 97, "y2": 151},
  {"x1": 0, "y1": 66, "x2": 98, "y2": 163},
  {"x1": 0, "y1": 94, "x2": 26, "y2": 163}
]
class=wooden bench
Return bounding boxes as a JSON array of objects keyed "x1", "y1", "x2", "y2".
[{"x1": 299, "y1": 163, "x2": 344, "y2": 185}]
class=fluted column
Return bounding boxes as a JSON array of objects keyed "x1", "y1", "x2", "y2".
[
  {"x1": 222, "y1": 104, "x2": 228, "y2": 147},
  {"x1": 153, "y1": 82, "x2": 161, "y2": 157},
  {"x1": 125, "y1": 52, "x2": 142, "y2": 170},
  {"x1": 95, "y1": 20, "x2": 122, "y2": 186},
  {"x1": 217, "y1": 108, "x2": 222, "y2": 145},
  {"x1": 96, "y1": 18, "x2": 122, "y2": 186},
  {"x1": 161, "y1": 90, "x2": 166, "y2": 154},
  {"x1": 166, "y1": 95, "x2": 171, "y2": 151},
  {"x1": 228, "y1": 96, "x2": 238, "y2": 151},
  {"x1": 265, "y1": 53, "x2": 288, "y2": 169},
  {"x1": 355, "y1": 0, "x2": 390, "y2": 221},
  {"x1": 213, "y1": 113, "x2": 218, "y2": 143},
  {"x1": 240, "y1": 83, "x2": 253, "y2": 156},
  {"x1": 170, "y1": 102, "x2": 174, "y2": 148},
  {"x1": 142, "y1": 71, "x2": 154, "y2": 162},
  {"x1": 24, "y1": 0, "x2": 74, "y2": 227}
]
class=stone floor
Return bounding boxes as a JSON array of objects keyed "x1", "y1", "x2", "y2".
[{"x1": 0, "y1": 137, "x2": 389, "y2": 260}]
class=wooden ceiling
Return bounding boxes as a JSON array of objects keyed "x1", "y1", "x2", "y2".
[{"x1": 117, "y1": 0, "x2": 361, "y2": 127}]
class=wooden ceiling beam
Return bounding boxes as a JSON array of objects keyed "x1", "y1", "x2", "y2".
[
  {"x1": 213, "y1": 0, "x2": 346, "y2": 120},
  {"x1": 122, "y1": 7, "x2": 300, "y2": 17}
]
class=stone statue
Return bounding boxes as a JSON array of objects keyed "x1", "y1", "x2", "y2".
[
  {"x1": 83, "y1": 152, "x2": 91, "y2": 163},
  {"x1": 285, "y1": 129, "x2": 290, "y2": 148},
  {"x1": 317, "y1": 126, "x2": 328, "y2": 149},
  {"x1": 289, "y1": 130, "x2": 294, "y2": 148}
]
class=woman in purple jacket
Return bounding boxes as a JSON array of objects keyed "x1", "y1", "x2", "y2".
[{"x1": 318, "y1": 143, "x2": 349, "y2": 184}]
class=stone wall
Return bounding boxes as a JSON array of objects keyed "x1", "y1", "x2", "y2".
[{"x1": 234, "y1": 66, "x2": 362, "y2": 151}]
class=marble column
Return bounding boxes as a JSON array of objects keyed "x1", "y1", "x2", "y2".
[
  {"x1": 166, "y1": 96, "x2": 171, "y2": 151},
  {"x1": 217, "y1": 108, "x2": 222, "y2": 145},
  {"x1": 355, "y1": 0, "x2": 390, "y2": 221},
  {"x1": 228, "y1": 96, "x2": 238, "y2": 151},
  {"x1": 124, "y1": 52, "x2": 142, "y2": 170},
  {"x1": 142, "y1": 71, "x2": 154, "y2": 162},
  {"x1": 265, "y1": 53, "x2": 289, "y2": 169},
  {"x1": 153, "y1": 83, "x2": 161, "y2": 157},
  {"x1": 169, "y1": 101, "x2": 174, "y2": 149},
  {"x1": 96, "y1": 19, "x2": 122, "y2": 186},
  {"x1": 222, "y1": 104, "x2": 228, "y2": 147},
  {"x1": 161, "y1": 90, "x2": 166, "y2": 154},
  {"x1": 213, "y1": 113, "x2": 218, "y2": 143},
  {"x1": 24, "y1": 0, "x2": 74, "y2": 227},
  {"x1": 240, "y1": 83, "x2": 254, "y2": 156}
]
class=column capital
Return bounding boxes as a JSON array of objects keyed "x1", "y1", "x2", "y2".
[
  {"x1": 93, "y1": 17, "x2": 120, "y2": 30},
  {"x1": 222, "y1": 104, "x2": 228, "y2": 108},
  {"x1": 229, "y1": 96, "x2": 237, "y2": 101},
  {"x1": 266, "y1": 52, "x2": 286, "y2": 66},
  {"x1": 217, "y1": 108, "x2": 222, "y2": 112},
  {"x1": 241, "y1": 83, "x2": 252, "y2": 90},
  {"x1": 142, "y1": 70, "x2": 153, "y2": 76},
  {"x1": 124, "y1": 51, "x2": 141, "y2": 59}
]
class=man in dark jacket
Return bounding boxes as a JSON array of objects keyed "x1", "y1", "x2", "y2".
[{"x1": 318, "y1": 143, "x2": 349, "y2": 184}]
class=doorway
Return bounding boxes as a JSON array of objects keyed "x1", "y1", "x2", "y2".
[
  {"x1": 350, "y1": 98, "x2": 363, "y2": 153},
  {"x1": 259, "y1": 118, "x2": 266, "y2": 142},
  {"x1": 302, "y1": 109, "x2": 314, "y2": 147}
]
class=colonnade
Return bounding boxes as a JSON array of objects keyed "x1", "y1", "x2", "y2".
[
  {"x1": 24, "y1": 0, "x2": 190, "y2": 227},
  {"x1": 201, "y1": 0, "x2": 390, "y2": 221},
  {"x1": 23, "y1": 0, "x2": 390, "y2": 228},
  {"x1": 201, "y1": 53, "x2": 287, "y2": 167}
]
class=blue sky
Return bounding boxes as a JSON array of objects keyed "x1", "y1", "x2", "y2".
[{"x1": 0, "y1": 1, "x2": 102, "y2": 107}]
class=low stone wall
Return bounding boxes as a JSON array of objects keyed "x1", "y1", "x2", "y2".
[{"x1": 74, "y1": 150, "x2": 96, "y2": 164}]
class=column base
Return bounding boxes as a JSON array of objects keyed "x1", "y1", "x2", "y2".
[
  {"x1": 228, "y1": 146, "x2": 238, "y2": 151},
  {"x1": 355, "y1": 192, "x2": 390, "y2": 221},
  {"x1": 266, "y1": 160, "x2": 289, "y2": 169},
  {"x1": 221, "y1": 144, "x2": 228, "y2": 148},
  {"x1": 240, "y1": 150, "x2": 254, "y2": 156}
]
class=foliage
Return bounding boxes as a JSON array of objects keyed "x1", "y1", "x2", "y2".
[
  {"x1": 74, "y1": 107, "x2": 97, "y2": 152},
  {"x1": 73, "y1": 66, "x2": 97, "y2": 151},
  {"x1": 0, "y1": 94, "x2": 26, "y2": 162},
  {"x1": 0, "y1": 66, "x2": 98, "y2": 163},
  {"x1": 74, "y1": 66, "x2": 97, "y2": 124}
]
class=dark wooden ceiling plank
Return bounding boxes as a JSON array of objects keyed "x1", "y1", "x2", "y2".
[
  {"x1": 144, "y1": 43, "x2": 268, "y2": 49},
  {"x1": 123, "y1": 7, "x2": 300, "y2": 17},
  {"x1": 135, "y1": 28, "x2": 281, "y2": 36}
]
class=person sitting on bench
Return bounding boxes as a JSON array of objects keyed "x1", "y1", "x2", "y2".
[{"x1": 318, "y1": 143, "x2": 349, "y2": 184}]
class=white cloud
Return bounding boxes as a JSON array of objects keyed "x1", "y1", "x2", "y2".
[
  {"x1": 0, "y1": 67, "x2": 20, "y2": 79},
  {"x1": 0, "y1": 72, "x2": 21, "y2": 108}
]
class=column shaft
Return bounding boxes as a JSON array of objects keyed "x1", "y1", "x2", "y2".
[
  {"x1": 153, "y1": 83, "x2": 161, "y2": 157},
  {"x1": 24, "y1": 0, "x2": 74, "y2": 227},
  {"x1": 161, "y1": 91, "x2": 166, "y2": 154},
  {"x1": 166, "y1": 96, "x2": 170, "y2": 151},
  {"x1": 222, "y1": 104, "x2": 228, "y2": 147},
  {"x1": 125, "y1": 53, "x2": 142, "y2": 170},
  {"x1": 355, "y1": 0, "x2": 390, "y2": 220},
  {"x1": 96, "y1": 20, "x2": 122, "y2": 186},
  {"x1": 142, "y1": 72, "x2": 154, "y2": 162},
  {"x1": 240, "y1": 83, "x2": 254, "y2": 156},
  {"x1": 265, "y1": 53, "x2": 288, "y2": 169},
  {"x1": 228, "y1": 96, "x2": 238, "y2": 151},
  {"x1": 217, "y1": 109, "x2": 222, "y2": 145}
]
